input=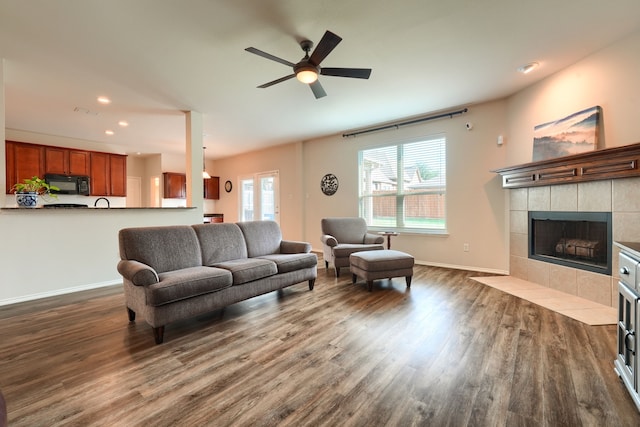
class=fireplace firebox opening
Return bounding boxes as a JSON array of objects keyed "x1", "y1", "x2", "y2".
[{"x1": 529, "y1": 211, "x2": 612, "y2": 275}]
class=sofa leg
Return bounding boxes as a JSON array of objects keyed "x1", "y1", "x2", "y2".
[
  {"x1": 127, "y1": 307, "x2": 136, "y2": 322},
  {"x1": 308, "y1": 279, "x2": 315, "y2": 290},
  {"x1": 406, "y1": 276, "x2": 412, "y2": 288},
  {"x1": 153, "y1": 326, "x2": 165, "y2": 344},
  {"x1": 325, "y1": 260, "x2": 328, "y2": 269},
  {"x1": 352, "y1": 274, "x2": 357, "y2": 284},
  {"x1": 335, "y1": 267, "x2": 340, "y2": 277},
  {"x1": 367, "y1": 281, "x2": 373, "y2": 292}
]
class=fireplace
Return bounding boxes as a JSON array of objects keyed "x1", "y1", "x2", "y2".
[{"x1": 529, "y1": 211, "x2": 612, "y2": 275}]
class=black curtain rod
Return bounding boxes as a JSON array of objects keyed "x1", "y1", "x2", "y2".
[{"x1": 342, "y1": 107, "x2": 468, "y2": 138}]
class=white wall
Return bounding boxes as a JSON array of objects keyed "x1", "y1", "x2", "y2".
[
  {"x1": 302, "y1": 100, "x2": 509, "y2": 273},
  {"x1": 506, "y1": 29, "x2": 640, "y2": 165},
  {"x1": 210, "y1": 100, "x2": 509, "y2": 273},
  {"x1": 211, "y1": 142, "x2": 305, "y2": 241}
]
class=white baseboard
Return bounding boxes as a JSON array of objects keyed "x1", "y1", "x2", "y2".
[{"x1": 0, "y1": 280, "x2": 122, "y2": 307}]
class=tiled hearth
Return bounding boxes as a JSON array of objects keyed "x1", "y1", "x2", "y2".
[{"x1": 509, "y1": 177, "x2": 640, "y2": 308}]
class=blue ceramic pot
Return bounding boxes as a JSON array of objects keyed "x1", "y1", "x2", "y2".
[{"x1": 16, "y1": 192, "x2": 38, "y2": 208}]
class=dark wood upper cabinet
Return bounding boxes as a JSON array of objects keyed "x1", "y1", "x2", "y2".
[
  {"x1": 163, "y1": 172, "x2": 186, "y2": 199},
  {"x1": 90, "y1": 152, "x2": 109, "y2": 196},
  {"x1": 6, "y1": 141, "x2": 126, "y2": 196},
  {"x1": 45, "y1": 146, "x2": 90, "y2": 176},
  {"x1": 204, "y1": 176, "x2": 220, "y2": 200},
  {"x1": 5, "y1": 141, "x2": 45, "y2": 193},
  {"x1": 109, "y1": 154, "x2": 127, "y2": 197},
  {"x1": 89, "y1": 152, "x2": 127, "y2": 196},
  {"x1": 162, "y1": 173, "x2": 218, "y2": 200}
]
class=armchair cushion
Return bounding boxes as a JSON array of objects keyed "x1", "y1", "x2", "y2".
[
  {"x1": 321, "y1": 217, "x2": 370, "y2": 244},
  {"x1": 320, "y1": 217, "x2": 385, "y2": 275}
]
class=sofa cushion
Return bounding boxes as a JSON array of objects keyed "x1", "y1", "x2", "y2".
[
  {"x1": 213, "y1": 258, "x2": 278, "y2": 285},
  {"x1": 258, "y1": 253, "x2": 318, "y2": 274},
  {"x1": 236, "y1": 221, "x2": 282, "y2": 257},
  {"x1": 332, "y1": 243, "x2": 384, "y2": 259},
  {"x1": 192, "y1": 223, "x2": 249, "y2": 264},
  {"x1": 149, "y1": 266, "x2": 233, "y2": 306},
  {"x1": 119, "y1": 226, "x2": 202, "y2": 273}
]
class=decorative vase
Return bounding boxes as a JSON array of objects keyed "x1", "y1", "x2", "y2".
[{"x1": 16, "y1": 192, "x2": 38, "y2": 208}]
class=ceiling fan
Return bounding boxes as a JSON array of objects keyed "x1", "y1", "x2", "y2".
[{"x1": 245, "y1": 30, "x2": 372, "y2": 99}]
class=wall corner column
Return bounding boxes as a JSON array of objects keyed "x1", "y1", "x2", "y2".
[
  {"x1": 1, "y1": 58, "x2": 6, "y2": 207},
  {"x1": 185, "y1": 110, "x2": 204, "y2": 217}
]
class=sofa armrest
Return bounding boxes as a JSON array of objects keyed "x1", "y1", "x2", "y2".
[
  {"x1": 117, "y1": 260, "x2": 159, "y2": 286},
  {"x1": 280, "y1": 240, "x2": 312, "y2": 254},
  {"x1": 321, "y1": 234, "x2": 338, "y2": 247},
  {"x1": 364, "y1": 233, "x2": 384, "y2": 244}
]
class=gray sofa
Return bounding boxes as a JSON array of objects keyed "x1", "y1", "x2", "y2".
[
  {"x1": 117, "y1": 221, "x2": 317, "y2": 344},
  {"x1": 321, "y1": 217, "x2": 385, "y2": 276}
]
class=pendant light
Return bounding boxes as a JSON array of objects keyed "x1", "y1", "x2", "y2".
[{"x1": 202, "y1": 147, "x2": 211, "y2": 179}]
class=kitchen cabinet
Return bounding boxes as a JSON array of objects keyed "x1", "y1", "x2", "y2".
[
  {"x1": 90, "y1": 152, "x2": 127, "y2": 196},
  {"x1": 45, "y1": 147, "x2": 90, "y2": 176},
  {"x1": 5, "y1": 141, "x2": 45, "y2": 194},
  {"x1": 204, "y1": 176, "x2": 220, "y2": 200},
  {"x1": 163, "y1": 173, "x2": 218, "y2": 200},
  {"x1": 615, "y1": 242, "x2": 640, "y2": 412},
  {"x1": 6, "y1": 141, "x2": 125, "y2": 196},
  {"x1": 163, "y1": 172, "x2": 186, "y2": 199}
]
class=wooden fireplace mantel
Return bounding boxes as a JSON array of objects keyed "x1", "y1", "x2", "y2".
[{"x1": 493, "y1": 142, "x2": 640, "y2": 188}]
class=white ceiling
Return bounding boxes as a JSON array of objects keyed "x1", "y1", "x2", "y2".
[{"x1": 1, "y1": 0, "x2": 640, "y2": 160}]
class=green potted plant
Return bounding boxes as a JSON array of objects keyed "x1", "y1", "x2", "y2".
[{"x1": 12, "y1": 176, "x2": 60, "y2": 208}]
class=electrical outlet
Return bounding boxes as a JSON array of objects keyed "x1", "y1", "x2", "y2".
[{"x1": 463, "y1": 243, "x2": 470, "y2": 252}]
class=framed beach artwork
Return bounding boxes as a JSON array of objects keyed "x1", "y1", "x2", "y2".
[{"x1": 532, "y1": 106, "x2": 601, "y2": 162}]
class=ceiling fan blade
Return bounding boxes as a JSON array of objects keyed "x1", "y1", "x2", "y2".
[
  {"x1": 321, "y1": 67, "x2": 372, "y2": 79},
  {"x1": 309, "y1": 80, "x2": 327, "y2": 99},
  {"x1": 257, "y1": 74, "x2": 296, "y2": 88},
  {"x1": 308, "y1": 30, "x2": 342, "y2": 66},
  {"x1": 245, "y1": 47, "x2": 296, "y2": 67}
]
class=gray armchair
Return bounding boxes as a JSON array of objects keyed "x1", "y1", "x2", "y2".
[{"x1": 321, "y1": 217, "x2": 385, "y2": 276}]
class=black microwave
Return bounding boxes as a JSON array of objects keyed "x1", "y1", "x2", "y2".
[{"x1": 44, "y1": 174, "x2": 90, "y2": 195}]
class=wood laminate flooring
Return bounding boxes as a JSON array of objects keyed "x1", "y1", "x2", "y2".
[{"x1": 1, "y1": 265, "x2": 639, "y2": 426}]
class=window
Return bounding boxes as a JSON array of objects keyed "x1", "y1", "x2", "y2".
[
  {"x1": 358, "y1": 135, "x2": 446, "y2": 233},
  {"x1": 239, "y1": 171, "x2": 280, "y2": 223}
]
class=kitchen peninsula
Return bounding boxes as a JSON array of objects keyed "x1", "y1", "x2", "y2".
[{"x1": 0, "y1": 203, "x2": 203, "y2": 306}]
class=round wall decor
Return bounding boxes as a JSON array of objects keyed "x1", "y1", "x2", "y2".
[
  {"x1": 224, "y1": 180, "x2": 233, "y2": 193},
  {"x1": 320, "y1": 173, "x2": 339, "y2": 196}
]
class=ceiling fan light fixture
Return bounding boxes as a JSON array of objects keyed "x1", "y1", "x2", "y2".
[{"x1": 296, "y1": 67, "x2": 318, "y2": 84}]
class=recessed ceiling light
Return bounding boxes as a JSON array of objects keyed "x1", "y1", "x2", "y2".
[
  {"x1": 97, "y1": 96, "x2": 111, "y2": 104},
  {"x1": 517, "y1": 62, "x2": 539, "y2": 74},
  {"x1": 105, "y1": 130, "x2": 114, "y2": 135},
  {"x1": 118, "y1": 120, "x2": 129, "y2": 127}
]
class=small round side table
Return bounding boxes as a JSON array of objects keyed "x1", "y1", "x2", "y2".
[{"x1": 378, "y1": 231, "x2": 398, "y2": 250}]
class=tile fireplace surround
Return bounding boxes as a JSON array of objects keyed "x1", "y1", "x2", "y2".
[{"x1": 509, "y1": 177, "x2": 640, "y2": 308}]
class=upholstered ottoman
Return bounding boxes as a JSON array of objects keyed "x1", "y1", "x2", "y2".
[{"x1": 349, "y1": 250, "x2": 414, "y2": 292}]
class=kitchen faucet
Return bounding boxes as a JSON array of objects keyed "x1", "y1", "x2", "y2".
[{"x1": 94, "y1": 197, "x2": 110, "y2": 208}]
